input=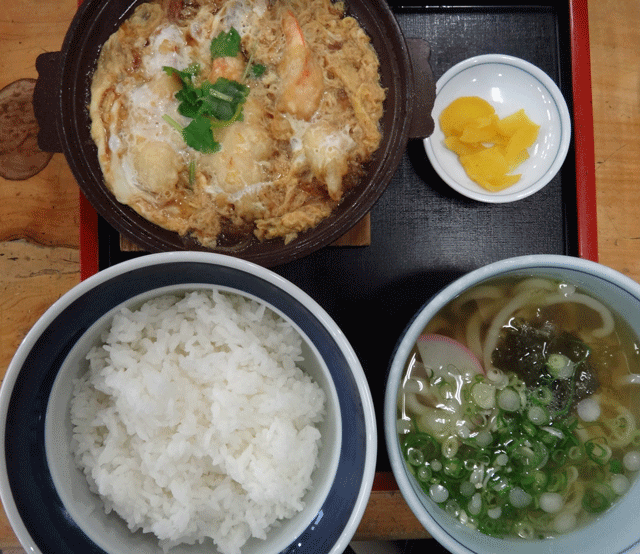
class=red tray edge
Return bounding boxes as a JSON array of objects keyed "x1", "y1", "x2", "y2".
[
  {"x1": 79, "y1": 192, "x2": 99, "y2": 281},
  {"x1": 569, "y1": 0, "x2": 598, "y2": 263}
]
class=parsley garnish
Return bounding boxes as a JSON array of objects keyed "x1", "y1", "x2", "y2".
[
  {"x1": 162, "y1": 28, "x2": 263, "y2": 154},
  {"x1": 251, "y1": 64, "x2": 266, "y2": 77},
  {"x1": 203, "y1": 78, "x2": 250, "y2": 122},
  {"x1": 163, "y1": 65, "x2": 249, "y2": 121},
  {"x1": 162, "y1": 67, "x2": 248, "y2": 153},
  {"x1": 162, "y1": 114, "x2": 219, "y2": 154},
  {"x1": 210, "y1": 28, "x2": 241, "y2": 59}
]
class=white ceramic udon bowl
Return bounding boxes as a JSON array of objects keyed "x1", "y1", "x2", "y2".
[
  {"x1": 424, "y1": 55, "x2": 571, "y2": 203},
  {"x1": 384, "y1": 254, "x2": 640, "y2": 554},
  {"x1": 0, "y1": 252, "x2": 377, "y2": 554}
]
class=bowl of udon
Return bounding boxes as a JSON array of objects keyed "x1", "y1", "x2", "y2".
[
  {"x1": 33, "y1": 0, "x2": 435, "y2": 267},
  {"x1": 384, "y1": 254, "x2": 640, "y2": 554},
  {"x1": 0, "y1": 252, "x2": 377, "y2": 554}
]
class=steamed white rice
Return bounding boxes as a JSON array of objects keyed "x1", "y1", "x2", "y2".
[{"x1": 70, "y1": 289, "x2": 326, "y2": 554}]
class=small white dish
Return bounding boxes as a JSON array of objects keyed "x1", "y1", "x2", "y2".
[{"x1": 424, "y1": 54, "x2": 571, "y2": 203}]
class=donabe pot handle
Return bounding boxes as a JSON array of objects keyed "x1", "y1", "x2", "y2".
[
  {"x1": 34, "y1": 52, "x2": 63, "y2": 154},
  {"x1": 406, "y1": 38, "x2": 436, "y2": 139}
]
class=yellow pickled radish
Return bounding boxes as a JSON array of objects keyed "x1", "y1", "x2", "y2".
[
  {"x1": 439, "y1": 96, "x2": 496, "y2": 137},
  {"x1": 502, "y1": 116, "x2": 540, "y2": 162},
  {"x1": 444, "y1": 136, "x2": 485, "y2": 157},
  {"x1": 496, "y1": 109, "x2": 537, "y2": 137},
  {"x1": 459, "y1": 114, "x2": 500, "y2": 143},
  {"x1": 440, "y1": 97, "x2": 539, "y2": 192},
  {"x1": 485, "y1": 173, "x2": 521, "y2": 192},
  {"x1": 460, "y1": 147, "x2": 520, "y2": 191},
  {"x1": 506, "y1": 148, "x2": 530, "y2": 173}
]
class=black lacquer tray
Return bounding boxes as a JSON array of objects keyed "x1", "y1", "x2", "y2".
[{"x1": 81, "y1": 0, "x2": 597, "y2": 477}]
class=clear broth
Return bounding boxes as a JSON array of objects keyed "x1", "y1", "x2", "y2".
[{"x1": 397, "y1": 276, "x2": 640, "y2": 539}]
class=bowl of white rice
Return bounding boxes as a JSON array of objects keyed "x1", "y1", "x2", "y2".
[{"x1": 0, "y1": 252, "x2": 376, "y2": 554}]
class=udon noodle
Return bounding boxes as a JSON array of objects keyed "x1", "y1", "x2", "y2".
[{"x1": 397, "y1": 276, "x2": 640, "y2": 539}]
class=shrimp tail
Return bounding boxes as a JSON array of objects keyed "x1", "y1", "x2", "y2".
[{"x1": 277, "y1": 10, "x2": 324, "y2": 120}]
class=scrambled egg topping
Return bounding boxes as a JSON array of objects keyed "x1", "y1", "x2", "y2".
[{"x1": 90, "y1": 0, "x2": 385, "y2": 247}]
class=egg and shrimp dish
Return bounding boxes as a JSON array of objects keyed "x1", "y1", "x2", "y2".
[{"x1": 89, "y1": 0, "x2": 385, "y2": 247}]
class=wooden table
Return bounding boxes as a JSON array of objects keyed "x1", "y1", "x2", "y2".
[{"x1": 0, "y1": 0, "x2": 638, "y2": 548}]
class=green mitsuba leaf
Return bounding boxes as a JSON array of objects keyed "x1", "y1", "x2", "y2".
[
  {"x1": 250, "y1": 64, "x2": 266, "y2": 78},
  {"x1": 210, "y1": 28, "x2": 241, "y2": 59},
  {"x1": 182, "y1": 116, "x2": 221, "y2": 154}
]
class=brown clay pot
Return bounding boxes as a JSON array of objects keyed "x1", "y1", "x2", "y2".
[{"x1": 34, "y1": 0, "x2": 435, "y2": 266}]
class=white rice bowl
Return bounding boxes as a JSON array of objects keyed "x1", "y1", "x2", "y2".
[
  {"x1": 1, "y1": 253, "x2": 374, "y2": 554},
  {"x1": 69, "y1": 289, "x2": 327, "y2": 554}
]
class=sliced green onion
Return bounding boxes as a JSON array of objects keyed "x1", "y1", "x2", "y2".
[
  {"x1": 444, "y1": 458, "x2": 465, "y2": 479},
  {"x1": 489, "y1": 474, "x2": 510, "y2": 494},
  {"x1": 611, "y1": 474, "x2": 630, "y2": 495},
  {"x1": 547, "y1": 471, "x2": 568, "y2": 492},
  {"x1": 474, "y1": 429, "x2": 493, "y2": 448},
  {"x1": 467, "y1": 492, "x2": 482, "y2": 515},
  {"x1": 567, "y1": 445, "x2": 584, "y2": 462},
  {"x1": 547, "y1": 353, "x2": 575, "y2": 379},
  {"x1": 521, "y1": 420, "x2": 538, "y2": 437},
  {"x1": 623, "y1": 450, "x2": 640, "y2": 471},
  {"x1": 528, "y1": 405, "x2": 550, "y2": 425},
  {"x1": 476, "y1": 453, "x2": 491, "y2": 466},
  {"x1": 445, "y1": 499, "x2": 462, "y2": 517},
  {"x1": 402, "y1": 433, "x2": 440, "y2": 460},
  {"x1": 442, "y1": 436, "x2": 459, "y2": 459},
  {"x1": 520, "y1": 469, "x2": 548, "y2": 492},
  {"x1": 539, "y1": 491, "x2": 564, "y2": 513},
  {"x1": 469, "y1": 466, "x2": 484, "y2": 486},
  {"x1": 472, "y1": 382, "x2": 496, "y2": 409},
  {"x1": 531, "y1": 386, "x2": 553, "y2": 406},
  {"x1": 407, "y1": 447, "x2": 425, "y2": 466},
  {"x1": 497, "y1": 388, "x2": 521, "y2": 412},
  {"x1": 541, "y1": 425, "x2": 565, "y2": 441},
  {"x1": 576, "y1": 397, "x2": 601, "y2": 422},
  {"x1": 510, "y1": 439, "x2": 548, "y2": 469},
  {"x1": 495, "y1": 452, "x2": 509, "y2": 466},
  {"x1": 551, "y1": 448, "x2": 567, "y2": 466},
  {"x1": 582, "y1": 484, "x2": 614, "y2": 513},
  {"x1": 460, "y1": 480, "x2": 475, "y2": 497},
  {"x1": 508, "y1": 486, "x2": 532, "y2": 508},
  {"x1": 585, "y1": 438, "x2": 612, "y2": 465},
  {"x1": 513, "y1": 521, "x2": 535, "y2": 539},
  {"x1": 429, "y1": 483, "x2": 449, "y2": 503},
  {"x1": 417, "y1": 465, "x2": 432, "y2": 482}
]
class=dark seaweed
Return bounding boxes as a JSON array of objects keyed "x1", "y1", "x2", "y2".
[{"x1": 491, "y1": 319, "x2": 600, "y2": 415}]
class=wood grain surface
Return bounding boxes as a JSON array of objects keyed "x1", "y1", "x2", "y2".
[{"x1": 0, "y1": 0, "x2": 638, "y2": 548}]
